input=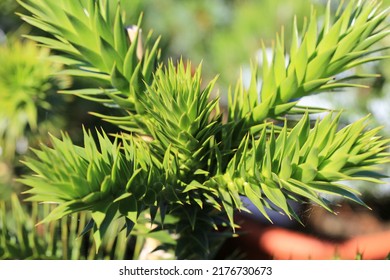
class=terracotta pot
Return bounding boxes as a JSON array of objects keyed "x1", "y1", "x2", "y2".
[{"x1": 233, "y1": 216, "x2": 390, "y2": 260}]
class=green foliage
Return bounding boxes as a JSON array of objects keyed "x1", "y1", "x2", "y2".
[
  {"x1": 0, "y1": 0, "x2": 20, "y2": 27},
  {"x1": 0, "y1": 193, "x2": 133, "y2": 259},
  {"x1": 17, "y1": 0, "x2": 390, "y2": 259},
  {"x1": 0, "y1": 37, "x2": 70, "y2": 160},
  {"x1": 20, "y1": 129, "x2": 163, "y2": 250},
  {"x1": 224, "y1": 113, "x2": 389, "y2": 223},
  {"x1": 18, "y1": 0, "x2": 160, "y2": 113},
  {"x1": 229, "y1": 0, "x2": 390, "y2": 132}
]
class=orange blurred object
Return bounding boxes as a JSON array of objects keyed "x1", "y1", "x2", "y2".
[{"x1": 236, "y1": 216, "x2": 390, "y2": 260}]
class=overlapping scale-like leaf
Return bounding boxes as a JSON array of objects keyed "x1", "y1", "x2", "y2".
[
  {"x1": 222, "y1": 113, "x2": 390, "y2": 223},
  {"x1": 19, "y1": 129, "x2": 164, "y2": 249},
  {"x1": 18, "y1": 0, "x2": 161, "y2": 114},
  {"x1": 229, "y1": 0, "x2": 389, "y2": 132},
  {"x1": 142, "y1": 60, "x2": 222, "y2": 179}
]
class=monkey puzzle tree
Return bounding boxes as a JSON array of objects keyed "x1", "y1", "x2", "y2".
[{"x1": 17, "y1": 0, "x2": 390, "y2": 259}]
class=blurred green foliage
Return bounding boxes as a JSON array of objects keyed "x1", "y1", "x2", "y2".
[
  {"x1": 0, "y1": 193, "x2": 135, "y2": 259},
  {"x1": 0, "y1": 37, "x2": 70, "y2": 161},
  {"x1": 138, "y1": 0, "x2": 322, "y2": 84}
]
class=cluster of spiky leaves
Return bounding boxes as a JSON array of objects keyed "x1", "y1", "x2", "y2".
[
  {"x1": 20, "y1": 62, "x2": 229, "y2": 258},
  {"x1": 0, "y1": 37, "x2": 69, "y2": 160},
  {"x1": 20, "y1": 129, "x2": 165, "y2": 250},
  {"x1": 229, "y1": 0, "x2": 390, "y2": 133},
  {"x1": 18, "y1": 0, "x2": 390, "y2": 259},
  {"x1": 222, "y1": 113, "x2": 389, "y2": 225},
  {"x1": 18, "y1": 0, "x2": 160, "y2": 114}
]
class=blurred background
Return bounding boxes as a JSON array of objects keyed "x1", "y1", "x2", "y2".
[{"x1": 1, "y1": 0, "x2": 390, "y2": 259}]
